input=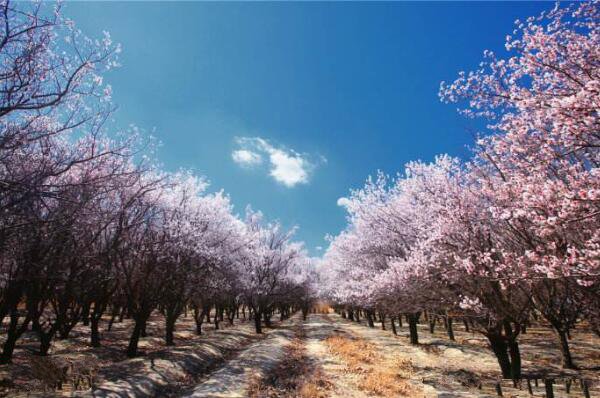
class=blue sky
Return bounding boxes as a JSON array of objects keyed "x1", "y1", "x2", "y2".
[{"x1": 65, "y1": 1, "x2": 550, "y2": 255}]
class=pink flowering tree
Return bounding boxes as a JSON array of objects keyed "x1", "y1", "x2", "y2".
[{"x1": 441, "y1": 1, "x2": 600, "y2": 369}]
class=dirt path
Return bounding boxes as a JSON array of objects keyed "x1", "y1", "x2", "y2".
[
  {"x1": 303, "y1": 314, "x2": 370, "y2": 398},
  {"x1": 178, "y1": 316, "x2": 301, "y2": 398},
  {"x1": 283, "y1": 314, "x2": 423, "y2": 398}
]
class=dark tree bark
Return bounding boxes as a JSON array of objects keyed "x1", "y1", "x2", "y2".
[
  {"x1": 429, "y1": 316, "x2": 436, "y2": 334},
  {"x1": 0, "y1": 311, "x2": 31, "y2": 364},
  {"x1": 408, "y1": 312, "x2": 420, "y2": 345},
  {"x1": 107, "y1": 305, "x2": 120, "y2": 332},
  {"x1": 366, "y1": 311, "x2": 375, "y2": 327},
  {"x1": 446, "y1": 316, "x2": 455, "y2": 341},
  {"x1": 127, "y1": 317, "x2": 147, "y2": 358},
  {"x1": 254, "y1": 310, "x2": 262, "y2": 333},
  {"x1": 557, "y1": 330, "x2": 576, "y2": 369},
  {"x1": 487, "y1": 332, "x2": 512, "y2": 379}
]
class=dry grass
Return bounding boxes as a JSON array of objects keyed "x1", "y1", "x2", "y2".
[
  {"x1": 325, "y1": 334, "x2": 375, "y2": 370},
  {"x1": 325, "y1": 332, "x2": 422, "y2": 397},
  {"x1": 248, "y1": 326, "x2": 332, "y2": 398}
]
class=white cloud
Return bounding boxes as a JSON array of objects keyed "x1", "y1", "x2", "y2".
[
  {"x1": 232, "y1": 149, "x2": 262, "y2": 167},
  {"x1": 315, "y1": 246, "x2": 323, "y2": 251},
  {"x1": 232, "y1": 137, "x2": 324, "y2": 188},
  {"x1": 337, "y1": 197, "x2": 351, "y2": 207},
  {"x1": 267, "y1": 148, "x2": 309, "y2": 187}
]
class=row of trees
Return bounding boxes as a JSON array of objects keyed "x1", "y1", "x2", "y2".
[
  {"x1": 320, "y1": 2, "x2": 599, "y2": 380},
  {"x1": 0, "y1": 0, "x2": 317, "y2": 363}
]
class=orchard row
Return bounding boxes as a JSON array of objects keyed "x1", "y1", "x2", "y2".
[
  {"x1": 319, "y1": 2, "x2": 600, "y2": 380},
  {"x1": 0, "y1": 1, "x2": 318, "y2": 363}
]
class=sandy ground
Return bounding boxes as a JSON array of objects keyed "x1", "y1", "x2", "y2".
[
  {"x1": 233, "y1": 313, "x2": 600, "y2": 398},
  {"x1": 78, "y1": 323, "x2": 260, "y2": 398},
  {"x1": 303, "y1": 315, "x2": 370, "y2": 398},
  {"x1": 178, "y1": 316, "x2": 301, "y2": 398},
  {"x1": 328, "y1": 313, "x2": 600, "y2": 398},
  {"x1": 1, "y1": 312, "x2": 260, "y2": 397},
  {"x1": 2, "y1": 312, "x2": 599, "y2": 397}
]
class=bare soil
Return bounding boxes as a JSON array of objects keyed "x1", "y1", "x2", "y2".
[{"x1": 2, "y1": 312, "x2": 599, "y2": 398}]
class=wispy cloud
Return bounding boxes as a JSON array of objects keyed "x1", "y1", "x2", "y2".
[
  {"x1": 232, "y1": 149, "x2": 262, "y2": 167},
  {"x1": 232, "y1": 137, "x2": 324, "y2": 188}
]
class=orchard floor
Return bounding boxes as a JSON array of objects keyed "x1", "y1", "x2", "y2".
[{"x1": 1, "y1": 312, "x2": 599, "y2": 397}]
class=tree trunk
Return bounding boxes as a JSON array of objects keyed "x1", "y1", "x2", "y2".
[
  {"x1": 118, "y1": 306, "x2": 126, "y2": 322},
  {"x1": 446, "y1": 317, "x2": 455, "y2": 341},
  {"x1": 89, "y1": 302, "x2": 106, "y2": 347},
  {"x1": 193, "y1": 305, "x2": 207, "y2": 335},
  {"x1": 391, "y1": 317, "x2": 397, "y2": 335},
  {"x1": 263, "y1": 311, "x2": 272, "y2": 327},
  {"x1": 254, "y1": 311, "x2": 262, "y2": 333},
  {"x1": 408, "y1": 313, "x2": 420, "y2": 345},
  {"x1": 380, "y1": 313, "x2": 386, "y2": 330},
  {"x1": 486, "y1": 333, "x2": 512, "y2": 379},
  {"x1": 557, "y1": 330, "x2": 576, "y2": 369},
  {"x1": 81, "y1": 302, "x2": 91, "y2": 326},
  {"x1": 58, "y1": 322, "x2": 76, "y2": 340},
  {"x1": 39, "y1": 335, "x2": 52, "y2": 356},
  {"x1": 0, "y1": 332, "x2": 20, "y2": 364},
  {"x1": 367, "y1": 311, "x2": 374, "y2": 327},
  {"x1": 107, "y1": 306, "x2": 119, "y2": 332},
  {"x1": 195, "y1": 315, "x2": 203, "y2": 335},
  {"x1": 38, "y1": 327, "x2": 57, "y2": 356},
  {"x1": 0, "y1": 312, "x2": 31, "y2": 364},
  {"x1": 165, "y1": 318, "x2": 176, "y2": 346},
  {"x1": 429, "y1": 316, "x2": 436, "y2": 334},
  {"x1": 127, "y1": 318, "x2": 146, "y2": 358},
  {"x1": 508, "y1": 339, "x2": 522, "y2": 379},
  {"x1": 90, "y1": 316, "x2": 101, "y2": 347}
]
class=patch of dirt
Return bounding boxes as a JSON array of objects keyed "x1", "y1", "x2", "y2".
[
  {"x1": 0, "y1": 311, "x2": 258, "y2": 397},
  {"x1": 335, "y1": 313, "x2": 600, "y2": 398},
  {"x1": 324, "y1": 331, "x2": 421, "y2": 397},
  {"x1": 180, "y1": 315, "x2": 301, "y2": 398},
  {"x1": 248, "y1": 324, "x2": 332, "y2": 398}
]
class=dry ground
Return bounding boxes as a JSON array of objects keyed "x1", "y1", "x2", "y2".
[
  {"x1": 1, "y1": 312, "x2": 599, "y2": 398},
  {"x1": 333, "y1": 313, "x2": 600, "y2": 397},
  {"x1": 0, "y1": 311, "x2": 259, "y2": 397}
]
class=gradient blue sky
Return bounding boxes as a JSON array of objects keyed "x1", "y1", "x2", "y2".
[{"x1": 65, "y1": 1, "x2": 550, "y2": 255}]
